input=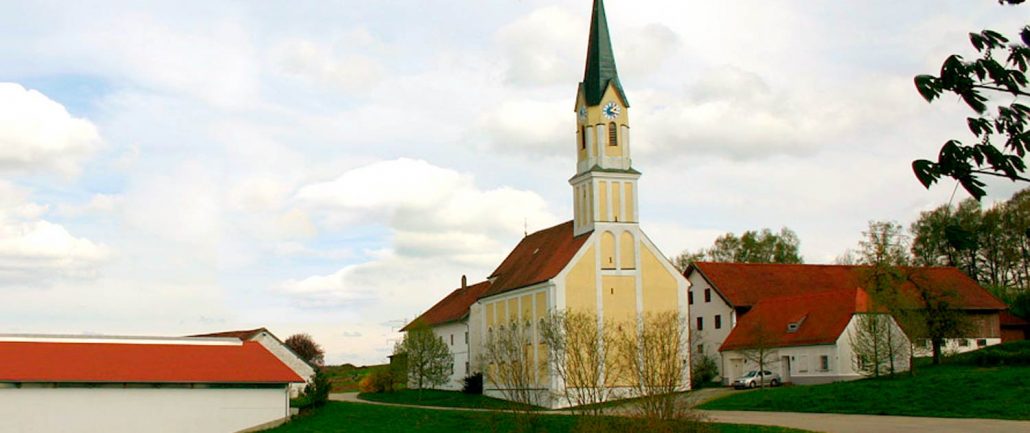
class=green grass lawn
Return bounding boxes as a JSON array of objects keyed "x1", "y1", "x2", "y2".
[
  {"x1": 358, "y1": 389, "x2": 533, "y2": 411},
  {"x1": 263, "y1": 401, "x2": 816, "y2": 433},
  {"x1": 699, "y1": 363, "x2": 1030, "y2": 420}
]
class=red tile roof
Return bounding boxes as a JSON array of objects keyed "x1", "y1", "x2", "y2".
[
  {"x1": 402, "y1": 280, "x2": 493, "y2": 331},
  {"x1": 0, "y1": 340, "x2": 304, "y2": 384},
  {"x1": 189, "y1": 328, "x2": 267, "y2": 340},
  {"x1": 720, "y1": 288, "x2": 872, "y2": 351},
  {"x1": 690, "y1": 262, "x2": 1006, "y2": 311},
  {"x1": 481, "y1": 221, "x2": 590, "y2": 299},
  {"x1": 1001, "y1": 310, "x2": 1029, "y2": 327}
]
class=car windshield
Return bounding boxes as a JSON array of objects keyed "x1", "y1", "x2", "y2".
[{"x1": 743, "y1": 371, "x2": 758, "y2": 378}]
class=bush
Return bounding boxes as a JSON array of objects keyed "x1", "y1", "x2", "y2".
[
  {"x1": 950, "y1": 340, "x2": 1030, "y2": 366},
  {"x1": 293, "y1": 368, "x2": 331, "y2": 411},
  {"x1": 462, "y1": 372, "x2": 483, "y2": 394},
  {"x1": 359, "y1": 366, "x2": 395, "y2": 393},
  {"x1": 691, "y1": 353, "x2": 720, "y2": 388}
]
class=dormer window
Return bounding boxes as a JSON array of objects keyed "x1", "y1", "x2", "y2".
[
  {"x1": 608, "y1": 122, "x2": 617, "y2": 146},
  {"x1": 787, "y1": 315, "x2": 807, "y2": 333}
]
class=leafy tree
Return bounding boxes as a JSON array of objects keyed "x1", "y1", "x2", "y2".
[
  {"x1": 672, "y1": 227, "x2": 803, "y2": 271},
  {"x1": 912, "y1": 0, "x2": 1029, "y2": 199},
  {"x1": 285, "y1": 333, "x2": 325, "y2": 366},
  {"x1": 398, "y1": 321, "x2": 453, "y2": 399}
]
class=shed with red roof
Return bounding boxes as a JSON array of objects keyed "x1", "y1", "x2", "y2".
[{"x1": 0, "y1": 334, "x2": 303, "y2": 433}]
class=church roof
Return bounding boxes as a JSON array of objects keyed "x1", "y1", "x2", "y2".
[
  {"x1": 401, "y1": 280, "x2": 493, "y2": 331},
  {"x1": 720, "y1": 288, "x2": 872, "y2": 352},
  {"x1": 580, "y1": 0, "x2": 628, "y2": 107},
  {"x1": 482, "y1": 221, "x2": 591, "y2": 299},
  {"x1": 690, "y1": 262, "x2": 1006, "y2": 311}
]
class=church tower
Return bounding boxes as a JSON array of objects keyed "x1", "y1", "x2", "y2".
[{"x1": 571, "y1": 0, "x2": 639, "y2": 236}]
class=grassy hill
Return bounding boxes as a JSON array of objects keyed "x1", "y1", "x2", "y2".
[
  {"x1": 699, "y1": 341, "x2": 1030, "y2": 420},
  {"x1": 322, "y1": 364, "x2": 388, "y2": 393}
]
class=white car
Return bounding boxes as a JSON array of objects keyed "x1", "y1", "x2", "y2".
[{"x1": 731, "y1": 370, "x2": 781, "y2": 389}]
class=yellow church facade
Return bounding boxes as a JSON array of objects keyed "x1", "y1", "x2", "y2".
[{"x1": 462, "y1": 0, "x2": 691, "y2": 407}]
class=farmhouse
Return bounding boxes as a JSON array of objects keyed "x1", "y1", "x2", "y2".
[
  {"x1": 404, "y1": 0, "x2": 690, "y2": 407},
  {"x1": 0, "y1": 334, "x2": 303, "y2": 433},
  {"x1": 191, "y1": 327, "x2": 317, "y2": 397},
  {"x1": 687, "y1": 262, "x2": 1008, "y2": 384},
  {"x1": 401, "y1": 276, "x2": 493, "y2": 390}
]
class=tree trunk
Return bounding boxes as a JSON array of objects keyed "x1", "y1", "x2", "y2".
[{"x1": 932, "y1": 339, "x2": 943, "y2": 365}]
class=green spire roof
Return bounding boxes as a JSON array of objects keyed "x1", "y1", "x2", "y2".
[{"x1": 581, "y1": 0, "x2": 628, "y2": 107}]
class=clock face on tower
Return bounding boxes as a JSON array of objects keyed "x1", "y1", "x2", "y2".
[
  {"x1": 602, "y1": 101, "x2": 621, "y2": 120},
  {"x1": 578, "y1": 106, "x2": 588, "y2": 122}
]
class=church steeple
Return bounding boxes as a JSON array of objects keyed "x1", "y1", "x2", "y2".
[
  {"x1": 571, "y1": 0, "x2": 639, "y2": 236},
  {"x1": 581, "y1": 0, "x2": 628, "y2": 107}
]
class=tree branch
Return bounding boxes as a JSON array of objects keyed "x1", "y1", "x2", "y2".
[
  {"x1": 970, "y1": 84, "x2": 1030, "y2": 97},
  {"x1": 969, "y1": 169, "x2": 1030, "y2": 182}
]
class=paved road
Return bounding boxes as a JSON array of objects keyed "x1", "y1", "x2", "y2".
[
  {"x1": 701, "y1": 410, "x2": 1030, "y2": 433},
  {"x1": 330, "y1": 393, "x2": 1030, "y2": 433}
]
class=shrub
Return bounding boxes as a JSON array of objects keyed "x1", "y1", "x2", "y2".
[
  {"x1": 950, "y1": 340, "x2": 1030, "y2": 366},
  {"x1": 359, "y1": 367, "x2": 395, "y2": 393},
  {"x1": 462, "y1": 372, "x2": 483, "y2": 394},
  {"x1": 691, "y1": 353, "x2": 720, "y2": 388},
  {"x1": 293, "y1": 368, "x2": 331, "y2": 411}
]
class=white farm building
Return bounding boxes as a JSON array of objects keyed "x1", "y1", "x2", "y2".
[{"x1": 0, "y1": 334, "x2": 303, "y2": 433}]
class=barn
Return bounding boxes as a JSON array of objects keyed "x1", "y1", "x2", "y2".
[{"x1": 0, "y1": 334, "x2": 303, "y2": 433}]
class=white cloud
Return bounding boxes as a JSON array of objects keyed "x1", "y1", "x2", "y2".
[
  {"x1": 473, "y1": 99, "x2": 572, "y2": 157},
  {"x1": 272, "y1": 34, "x2": 387, "y2": 93},
  {"x1": 497, "y1": 6, "x2": 582, "y2": 86},
  {"x1": 297, "y1": 158, "x2": 557, "y2": 238},
  {"x1": 0, "y1": 182, "x2": 110, "y2": 281},
  {"x1": 283, "y1": 158, "x2": 560, "y2": 311},
  {"x1": 0, "y1": 83, "x2": 101, "y2": 175}
]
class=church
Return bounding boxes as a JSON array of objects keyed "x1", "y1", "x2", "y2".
[{"x1": 403, "y1": 0, "x2": 691, "y2": 408}]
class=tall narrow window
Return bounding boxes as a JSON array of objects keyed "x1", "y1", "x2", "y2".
[
  {"x1": 580, "y1": 126, "x2": 586, "y2": 149},
  {"x1": 608, "y1": 122, "x2": 618, "y2": 146},
  {"x1": 715, "y1": 315, "x2": 722, "y2": 329},
  {"x1": 696, "y1": 317, "x2": 704, "y2": 331},
  {"x1": 688, "y1": 291, "x2": 694, "y2": 305},
  {"x1": 704, "y1": 288, "x2": 712, "y2": 303}
]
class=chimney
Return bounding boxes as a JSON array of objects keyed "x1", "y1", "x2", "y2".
[{"x1": 461, "y1": 275, "x2": 467, "y2": 290}]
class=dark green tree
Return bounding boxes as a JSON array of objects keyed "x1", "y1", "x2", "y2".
[
  {"x1": 672, "y1": 227, "x2": 802, "y2": 271},
  {"x1": 913, "y1": 0, "x2": 1030, "y2": 199}
]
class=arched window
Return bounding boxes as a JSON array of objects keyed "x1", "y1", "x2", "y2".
[{"x1": 608, "y1": 122, "x2": 617, "y2": 146}]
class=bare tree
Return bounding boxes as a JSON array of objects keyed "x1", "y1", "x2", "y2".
[
  {"x1": 616, "y1": 311, "x2": 691, "y2": 420},
  {"x1": 399, "y1": 321, "x2": 452, "y2": 399},
  {"x1": 479, "y1": 320, "x2": 537, "y2": 410},
  {"x1": 849, "y1": 313, "x2": 910, "y2": 377},
  {"x1": 538, "y1": 310, "x2": 619, "y2": 414},
  {"x1": 736, "y1": 320, "x2": 779, "y2": 389}
]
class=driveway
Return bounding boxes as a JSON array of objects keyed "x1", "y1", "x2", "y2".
[{"x1": 331, "y1": 393, "x2": 1030, "y2": 433}]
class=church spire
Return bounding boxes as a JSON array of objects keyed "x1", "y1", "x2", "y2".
[{"x1": 581, "y1": 0, "x2": 628, "y2": 107}]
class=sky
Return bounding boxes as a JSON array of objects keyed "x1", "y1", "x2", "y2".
[{"x1": 0, "y1": 0, "x2": 1027, "y2": 365}]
